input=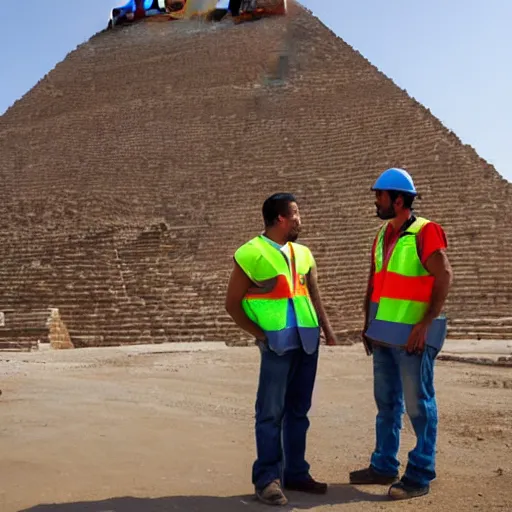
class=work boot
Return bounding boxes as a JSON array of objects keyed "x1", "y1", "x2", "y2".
[
  {"x1": 255, "y1": 479, "x2": 288, "y2": 506},
  {"x1": 284, "y1": 474, "x2": 328, "y2": 494},
  {"x1": 349, "y1": 466, "x2": 399, "y2": 485},
  {"x1": 388, "y1": 477, "x2": 430, "y2": 500}
]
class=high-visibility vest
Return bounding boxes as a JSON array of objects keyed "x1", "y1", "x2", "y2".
[
  {"x1": 234, "y1": 236, "x2": 320, "y2": 355},
  {"x1": 365, "y1": 217, "x2": 447, "y2": 350}
]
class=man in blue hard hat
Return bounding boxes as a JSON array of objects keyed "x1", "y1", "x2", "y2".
[{"x1": 349, "y1": 168, "x2": 453, "y2": 500}]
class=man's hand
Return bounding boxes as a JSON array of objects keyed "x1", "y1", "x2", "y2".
[
  {"x1": 405, "y1": 321, "x2": 429, "y2": 354},
  {"x1": 255, "y1": 335, "x2": 268, "y2": 347},
  {"x1": 225, "y1": 261, "x2": 266, "y2": 341},
  {"x1": 306, "y1": 264, "x2": 338, "y2": 347},
  {"x1": 324, "y1": 330, "x2": 338, "y2": 346},
  {"x1": 361, "y1": 329, "x2": 373, "y2": 355}
]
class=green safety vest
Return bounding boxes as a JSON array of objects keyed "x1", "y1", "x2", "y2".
[
  {"x1": 234, "y1": 235, "x2": 320, "y2": 354},
  {"x1": 365, "y1": 217, "x2": 447, "y2": 350}
]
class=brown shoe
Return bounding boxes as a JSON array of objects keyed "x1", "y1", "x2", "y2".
[
  {"x1": 349, "y1": 466, "x2": 399, "y2": 485},
  {"x1": 388, "y1": 478, "x2": 430, "y2": 500},
  {"x1": 255, "y1": 479, "x2": 288, "y2": 506},
  {"x1": 284, "y1": 475, "x2": 328, "y2": 494}
]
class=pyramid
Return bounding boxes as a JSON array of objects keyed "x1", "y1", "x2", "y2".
[{"x1": 1, "y1": 1, "x2": 511, "y2": 348}]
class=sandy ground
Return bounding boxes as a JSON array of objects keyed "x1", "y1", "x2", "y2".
[
  {"x1": 440, "y1": 339, "x2": 512, "y2": 363},
  {"x1": 0, "y1": 342, "x2": 511, "y2": 512}
]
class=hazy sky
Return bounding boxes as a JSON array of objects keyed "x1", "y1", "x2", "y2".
[{"x1": 1, "y1": 0, "x2": 511, "y2": 182}]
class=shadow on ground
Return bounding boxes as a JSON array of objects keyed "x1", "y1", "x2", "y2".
[{"x1": 20, "y1": 484, "x2": 389, "y2": 511}]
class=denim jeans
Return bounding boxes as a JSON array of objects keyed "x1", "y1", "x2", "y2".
[
  {"x1": 252, "y1": 344, "x2": 319, "y2": 490},
  {"x1": 370, "y1": 345, "x2": 439, "y2": 487}
]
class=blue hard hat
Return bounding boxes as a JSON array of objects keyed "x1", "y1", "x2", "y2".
[{"x1": 371, "y1": 168, "x2": 417, "y2": 196}]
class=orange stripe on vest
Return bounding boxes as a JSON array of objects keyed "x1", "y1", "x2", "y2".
[
  {"x1": 372, "y1": 271, "x2": 434, "y2": 303},
  {"x1": 245, "y1": 274, "x2": 292, "y2": 300}
]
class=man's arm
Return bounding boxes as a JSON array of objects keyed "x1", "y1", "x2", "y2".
[
  {"x1": 225, "y1": 261, "x2": 266, "y2": 342},
  {"x1": 422, "y1": 249, "x2": 453, "y2": 325},
  {"x1": 361, "y1": 267, "x2": 374, "y2": 355},
  {"x1": 361, "y1": 235, "x2": 377, "y2": 355},
  {"x1": 306, "y1": 264, "x2": 338, "y2": 345},
  {"x1": 406, "y1": 249, "x2": 453, "y2": 353}
]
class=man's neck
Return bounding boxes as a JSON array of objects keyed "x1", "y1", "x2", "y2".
[
  {"x1": 389, "y1": 210, "x2": 412, "y2": 231},
  {"x1": 263, "y1": 229, "x2": 287, "y2": 246}
]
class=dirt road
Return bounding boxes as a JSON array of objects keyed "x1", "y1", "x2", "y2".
[{"x1": 1, "y1": 343, "x2": 511, "y2": 511}]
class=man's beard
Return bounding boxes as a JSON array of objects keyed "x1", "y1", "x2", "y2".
[
  {"x1": 376, "y1": 205, "x2": 396, "y2": 220},
  {"x1": 287, "y1": 229, "x2": 300, "y2": 242}
]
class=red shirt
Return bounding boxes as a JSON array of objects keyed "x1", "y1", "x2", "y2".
[{"x1": 370, "y1": 220, "x2": 447, "y2": 282}]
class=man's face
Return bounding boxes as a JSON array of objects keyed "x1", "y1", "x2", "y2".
[
  {"x1": 281, "y1": 201, "x2": 302, "y2": 242},
  {"x1": 374, "y1": 191, "x2": 397, "y2": 220}
]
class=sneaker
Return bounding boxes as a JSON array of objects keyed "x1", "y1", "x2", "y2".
[
  {"x1": 284, "y1": 475, "x2": 328, "y2": 494},
  {"x1": 349, "y1": 466, "x2": 399, "y2": 485},
  {"x1": 388, "y1": 477, "x2": 430, "y2": 500},
  {"x1": 255, "y1": 480, "x2": 288, "y2": 506}
]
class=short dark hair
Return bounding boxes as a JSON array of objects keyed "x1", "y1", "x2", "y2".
[
  {"x1": 262, "y1": 193, "x2": 297, "y2": 227},
  {"x1": 388, "y1": 191, "x2": 415, "y2": 210}
]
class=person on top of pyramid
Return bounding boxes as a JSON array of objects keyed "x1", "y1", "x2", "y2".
[
  {"x1": 111, "y1": 0, "x2": 185, "y2": 25},
  {"x1": 350, "y1": 168, "x2": 453, "y2": 500},
  {"x1": 225, "y1": 193, "x2": 337, "y2": 506},
  {"x1": 208, "y1": 0, "x2": 253, "y2": 19},
  {"x1": 208, "y1": 0, "x2": 286, "y2": 22},
  {"x1": 111, "y1": 0, "x2": 164, "y2": 25}
]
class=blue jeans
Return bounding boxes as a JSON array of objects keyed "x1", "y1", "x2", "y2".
[
  {"x1": 370, "y1": 345, "x2": 439, "y2": 487},
  {"x1": 252, "y1": 344, "x2": 319, "y2": 490}
]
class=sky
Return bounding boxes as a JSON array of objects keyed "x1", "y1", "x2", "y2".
[{"x1": 1, "y1": 0, "x2": 511, "y2": 182}]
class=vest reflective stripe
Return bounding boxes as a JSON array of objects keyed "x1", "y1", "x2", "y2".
[
  {"x1": 373, "y1": 217, "x2": 430, "y2": 324},
  {"x1": 244, "y1": 274, "x2": 291, "y2": 300},
  {"x1": 375, "y1": 297, "x2": 431, "y2": 325},
  {"x1": 365, "y1": 217, "x2": 447, "y2": 350},
  {"x1": 234, "y1": 236, "x2": 319, "y2": 354},
  {"x1": 372, "y1": 272, "x2": 434, "y2": 304}
]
